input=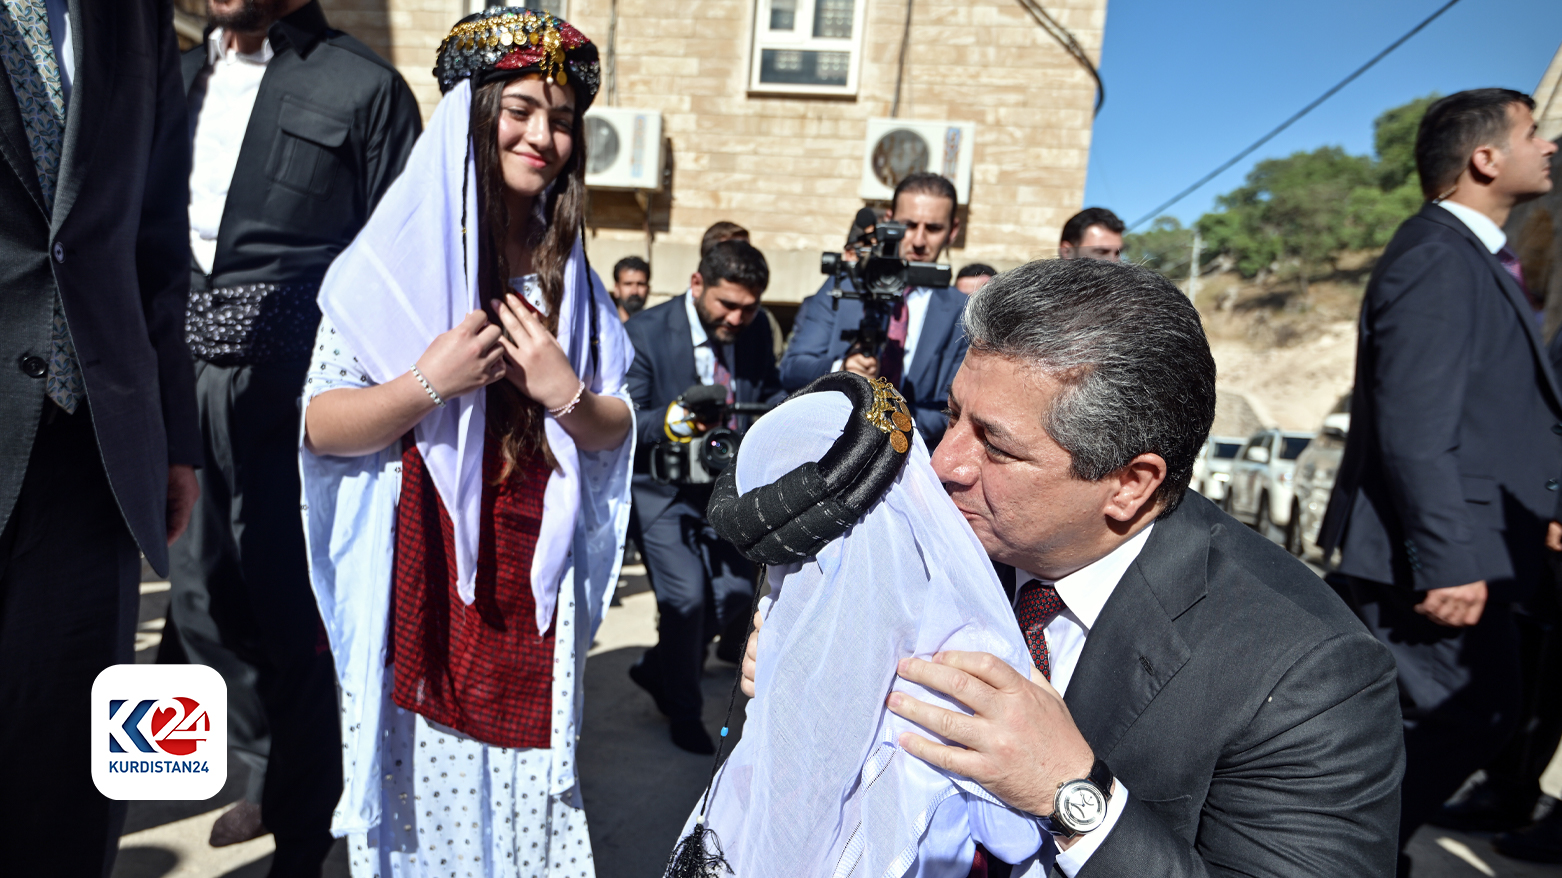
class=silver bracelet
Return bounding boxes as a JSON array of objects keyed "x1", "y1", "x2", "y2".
[
  {"x1": 410, "y1": 365, "x2": 445, "y2": 407},
  {"x1": 548, "y1": 379, "x2": 586, "y2": 417}
]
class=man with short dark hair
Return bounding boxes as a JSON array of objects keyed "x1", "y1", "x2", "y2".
[
  {"x1": 956, "y1": 262, "x2": 997, "y2": 295},
  {"x1": 744, "y1": 259, "x2": 1403, "y2": 874},
  {"x1": 701, "y1": 219, "x2": 749, "y2": 256},
  {"x1": 612, "y1": 254, "x2": 650, "y2": 321},
  {"x1": 1058, "y1": 207, "x2": 1124, "y2": 261},
  {"x1": 781, "y1": 173, "x2": 970, "y2": 446},
  {"x1": 1322, "y1": 87, "x2": 1560, "y2": 858},
  {"x1": 625, "y1": 239, "x2": 785, "y2": 754}
]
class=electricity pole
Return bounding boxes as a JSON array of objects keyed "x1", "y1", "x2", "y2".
[{"x1": 1188, "y1": 228, "x2": 1202, "y2": 304}]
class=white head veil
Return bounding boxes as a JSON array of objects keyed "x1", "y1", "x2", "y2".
[
  {"x1": 687, "y1": 391, "x2": 1047, "y2": 877},
  {"x1": 313, "y1": 78, "x2": 621, "y2": 633}
]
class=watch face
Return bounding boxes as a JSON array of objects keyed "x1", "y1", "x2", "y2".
[{"x1": 1056, "y1": 781, "x2": 1108, "y2": 833}]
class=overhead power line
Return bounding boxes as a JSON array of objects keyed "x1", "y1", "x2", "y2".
[
  {"x1": 1128, "y1": 0, "x2": 1464, "y2": 230},
  {"x1": 1018, "y1": 0, "x2": 1105, "y2": 116}
]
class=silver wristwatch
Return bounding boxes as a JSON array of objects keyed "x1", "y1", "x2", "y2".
[{"x1": 1050, "y1": 759, "x2": 1114, "y2": 839}]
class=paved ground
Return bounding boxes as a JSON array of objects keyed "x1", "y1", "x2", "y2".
[{"x1": 115, "y1": 562, "x2": 1562, "y2": 877}]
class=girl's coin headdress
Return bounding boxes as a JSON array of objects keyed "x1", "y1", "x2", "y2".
[{"x1": 435, "y1": 7, "x2": 601, "y2": 108}]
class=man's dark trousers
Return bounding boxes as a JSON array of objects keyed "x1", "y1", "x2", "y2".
[
  {"x1": 0, "y1": 406, "x2": 139, "y2": 878},
  {"x1": 632, "y1": 480, "x2": 755, "y2": 721},
  {"x1": 168, "y1": 359, "x2": 341, "y2": 869}
]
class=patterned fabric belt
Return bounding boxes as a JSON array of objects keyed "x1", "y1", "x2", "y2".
[{"x1": 186, "y1": 281, "x2": 322, "y2": 366}]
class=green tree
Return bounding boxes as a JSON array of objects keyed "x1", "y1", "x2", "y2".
[
  {"x1": 1373, "y1": 93, "x2": 1438, "y2": 191},
  {"x1": 1123, "y1": 216, "x2": 1194, "y2": 277}
]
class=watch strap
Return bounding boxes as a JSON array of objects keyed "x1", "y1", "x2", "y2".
[{"x1": 1088, "y1": 758, "x2": 1114, "y2": 802}]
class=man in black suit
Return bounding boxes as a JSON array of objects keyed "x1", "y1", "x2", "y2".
[
  {"x1": 780, "y1": 173, "x2": 969, "y2": 447},
  {"x1": 749, "y1": 259, "x2": 1403, "y2": 873},
  {"x1": 1320, "y1": 88, "x2": 1561, "y2": 859},
  {"x1": 626, "y1": 239, "x2": 785, "y2": 754},
  {"x1": 161, "y1": 0, "x2": 420, "y2": 863},
  {"x1": 0, "y1": 1, "x2": 200, "y2": 874}
]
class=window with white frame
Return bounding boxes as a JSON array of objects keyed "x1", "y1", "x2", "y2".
[
  {"x1": 749, "y1": 0, "x2": 867, "y2": 96},
  {"x1": 467, "y1": 0, "x2": 567, "y2": 17}
]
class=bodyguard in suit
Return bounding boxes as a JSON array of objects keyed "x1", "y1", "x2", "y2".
[
  {"x1": 626, "y1": 239, "x2": 785, "y2": 754},
  {"x1": 1320, "y1": 88, "x2": 1561, "y2": 858},
  {"x1": 0, "y1": 1, "x2": 201, "y2": 874},
  {"x1": 748, "y1": 260, "x2": 1404, "y2": 873},
  {"x1": 781, "y1": 172, "x2": 969, "y2": 448}
]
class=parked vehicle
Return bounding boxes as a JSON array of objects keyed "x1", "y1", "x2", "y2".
[
  {"x1": 1289, "y1": 413, "x2": 1350, "y2": 558},
  {"x1": 1226, "y1": 428, "x2": 1314, "y2": 542},
  {"x1": 1193, "y1": 435, "x2": 1245, "y2": 504}
]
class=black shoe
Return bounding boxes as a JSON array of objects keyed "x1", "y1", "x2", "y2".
[
  {"x1": 1429, "y1": 775, "x2": 1539, "y2": 833},
  {"x1": 628, "y1": 659, "x2": 671, "y2": 717},
  {"x1": 671, "y1": 719, "x2": 716, "y2": 755},
  {"x1": 1496, "y1": 805, "x2": 1562, "y2": 863}
]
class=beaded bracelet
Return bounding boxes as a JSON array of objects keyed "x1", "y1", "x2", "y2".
[
  {"x1": 549, "y1": 379, "x2": 586, "y2": 417},
  {"x1": 409, "y1": 365, "x2": 446, "y2": 407}
]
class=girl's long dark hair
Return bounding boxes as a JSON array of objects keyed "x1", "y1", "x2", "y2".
[{"x1": 470, "y1": 74, "x2": 587, "y2": 480}]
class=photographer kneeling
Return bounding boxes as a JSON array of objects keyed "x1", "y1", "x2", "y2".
[{"x1": 625, "y1": 239, "x2": 786, "y2": 753}]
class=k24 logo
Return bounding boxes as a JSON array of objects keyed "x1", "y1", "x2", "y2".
[
  {"x1": 92, "y1": 664, "x2": 226, "y2": 800},
  {"x1": 107, "y1": 696, "x2": 211, "y2": 756}
]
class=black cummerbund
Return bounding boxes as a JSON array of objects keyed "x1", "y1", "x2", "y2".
[{"x1": 186, "y1": 281, "x2": 322, "y2": 366}]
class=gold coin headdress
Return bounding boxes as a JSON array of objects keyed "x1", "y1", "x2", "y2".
[{"x1": 434, "y1": 7, "x2": 600, "y2": 108}]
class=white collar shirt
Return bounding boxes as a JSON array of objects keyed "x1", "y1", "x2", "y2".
[
  {"x1": 830, "y1": 285, "x2": 935, "y2": 374},
  {"x1": 1436, "y1": 199, "x2": 1506, "y2": 254},
  {"x1": 1015, "y1": 522, "x2": 1154, "y2": 876},
  {"x1": 685, "y1": 288, "x2": 735, "y2": 386},
  {"x1": 188, "y1": 28, "x2": 274, "y2": 275},
  {"x1": 43, "y1": 0, "x2": 72, "y2": 103}
]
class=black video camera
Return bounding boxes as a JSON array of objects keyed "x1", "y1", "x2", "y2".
[
  {"x1": 650, "y1": 384, "x2": 774, "y2": 486},
  {"x1": 820, "y1": 218, "x2": 951, "y2": 355}
]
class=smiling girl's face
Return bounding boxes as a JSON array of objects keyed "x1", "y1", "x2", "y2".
[{"x1": 495, "y1": 75, "x2": 575, "y2": 198}]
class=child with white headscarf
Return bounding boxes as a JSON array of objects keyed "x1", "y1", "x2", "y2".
[{"x1": 671, "y1": 375, "x2": 1051, "y2": 877}]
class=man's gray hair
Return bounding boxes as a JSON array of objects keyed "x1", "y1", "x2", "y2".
[{"x1": 962, "y1": 259, "x2": 1216, "y2": 515}]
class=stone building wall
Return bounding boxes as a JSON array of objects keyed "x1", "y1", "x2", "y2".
[{"x1": 315, "y1": 0, "x2": 1107, "y2": 303}]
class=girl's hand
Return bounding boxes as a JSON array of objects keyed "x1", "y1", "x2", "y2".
[
  {"x1": 415, "y1": 310, "x2": 507, "y2": 400},
  {"x1": 492, "y1": 293, "x2": 582, "y2": 409}
]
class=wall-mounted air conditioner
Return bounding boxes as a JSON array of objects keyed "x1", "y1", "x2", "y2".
[
  {"x1": 582, "y1": 107, "x2": 664, "y2": 190},
  {"x1": 857, "y1": 118, "x2": 975, "y2": 205}
]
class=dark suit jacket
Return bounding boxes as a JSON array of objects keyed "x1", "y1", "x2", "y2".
[
  {"x1": 1054, "y1": 493, "x2": 1402, "y2": 875},
  {"x1": 1320, "y1": 202, "x2": 1562, "y2": 597},
  {"x1": 625, "y1": 294, "x2": 786, "y2": 522},
  {"x1": 180, "y1": 1, "x2": 421, "y2": 289},
  {"x1": 0, "y1": 0, "x2": 199, "y2": 575},
  {"x1": 779, "y1": 280, "x2": 968, "y2": 446}
]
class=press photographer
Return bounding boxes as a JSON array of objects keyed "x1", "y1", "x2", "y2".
[
  {"x1": 624, "y1": 239, "x2": 785, "y2": 753},
  {"x1": 780, "y1": 173, "x2": 970, "y2": 447}
]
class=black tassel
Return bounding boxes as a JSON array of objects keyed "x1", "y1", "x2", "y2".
[{"x1": 664, "y1": 821, "x2": 732, "y2": 878}]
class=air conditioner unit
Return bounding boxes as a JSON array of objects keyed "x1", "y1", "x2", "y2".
[
  {"x1": 582, "y1": 107, "x2": 664, "y2": 190},
  {"x1": 858, "y1": 118, "x2": 975, "y2": 205}
]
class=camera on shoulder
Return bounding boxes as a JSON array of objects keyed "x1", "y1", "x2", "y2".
[{"x1": 820, "y1": 220, "x2": 951, "y2": 353}]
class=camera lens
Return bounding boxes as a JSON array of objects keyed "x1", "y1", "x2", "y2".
[{"x1": 700, "y1": 428, "x2": 740, "y2": 472}]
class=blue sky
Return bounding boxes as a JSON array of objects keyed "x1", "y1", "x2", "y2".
[{"x1": 1082, "y1": 0, "x2": 1562, "y2": 229}]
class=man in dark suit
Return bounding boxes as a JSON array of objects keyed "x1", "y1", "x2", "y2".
[
  {"x1": 626, "y1": 239, "x2": 785, "y2": 754},
  {"x1": 1319, "y1": 88, "x2": 1561, "y2": 859},
  {"x1": 0, "y1": 1, "x2": 201, "y2": 874},
  {"x1": 160, "y1": 0, "x2": 420, "y2": 863},
  {"x1": 781, "y1": 172, "x2": 969, "y2": 448},
  {"x1": 749, "y1": 259, "x2": 1404, "y2": 873}
]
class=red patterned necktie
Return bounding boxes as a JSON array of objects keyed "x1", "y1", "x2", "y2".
[
  {"x1": 879, "y1": 296, "x2": 909, "y2": 389},
  {"x1": 1498, "y1": 245, "x2": 1542, "y2": 320},
  {"x1": 710, "y1": 345, "x2": 737, "y2": 429},
  {"x1": 1015, "y1": 579, "x2": 1066, "y2": 681}
]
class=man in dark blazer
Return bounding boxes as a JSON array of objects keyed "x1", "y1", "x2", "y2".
[
  {"x1": 781, "y1": 172, "x2": 969, "y2": 448},
  {"x1": 625, "y1": 239, "x2": 785, "y2": 754},
  {"x1": 1320, "y1": 88, "x2": 1561, "y2": 857},
  {"x1": 749, "y1": 259, "x2": 1404, "y2": 874},
  {"x1": 0, "y1": 1, "x2": 201, "y2": 874}
]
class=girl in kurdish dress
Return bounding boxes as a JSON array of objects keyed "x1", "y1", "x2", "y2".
[{"x1": 299, "y1": 10, "x2": 632, "y2": 877}]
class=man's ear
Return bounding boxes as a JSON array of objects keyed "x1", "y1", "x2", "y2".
[
  {"x1": 690, "y1": 271, "x2": 705, "y2": 296},
  {"x1": 1103, "y1": 452, "x2": 1168, "y2": 527},
  {"x1": 1059, "y1": 242, "x2": 1075, "y2": 259},
  {"x1": 1470, "y1": 144, "x2": 1502, "y2": 183}
]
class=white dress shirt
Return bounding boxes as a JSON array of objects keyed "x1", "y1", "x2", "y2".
[
  {"x1": 44, "y1": 0, "x2": 72, "y2": 103},
  {"x1": 1436, "y1": 199, "x2": 1506, "y2": 255},
  {"x1": 684, "y1": 288, "x2": 734, "y2": 386},
  {"x1": 188, "y1": 28, "x2": 274, "y2": 275},
  {"x1": 1016, "y1": 523, "x2": 1155, "y2": 876}
]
